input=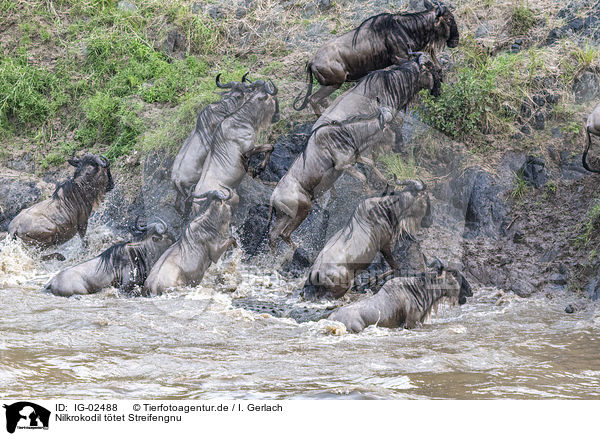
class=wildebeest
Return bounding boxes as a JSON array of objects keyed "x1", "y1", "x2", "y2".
[
  {"x1": 43, "y1": 219, "x2": 174, "y2": 297},
  {"x1": 190, "y1": 80, "x2": 280, "y2": 215},
  {"x1": 317, "y1": 54, "x2": 442, "y2": 127},
  {"x1": 171, "y1": 73, "x2": 258, "y2": 214},
  {"x1": 267, "y1": 107, "x2": 396, "y2": 250},
  {"x1": 144, "y1": 188, "x2": 236, "y2": 296},
  {"x1": 582, "y1": 102, "x2": 600, "y2": 173},
  {"x1": 327, "y1": 265, "x2": 472, "y2": 333},
  {"x1": 8, "y1": 154, "x2": 113, "y2": 248},
  {"x1": 301, "y1": 180, "x2": 432, "y2": 300},
  {"x1": 293, "y1": 0, "x2": 458, "y2": 113}
]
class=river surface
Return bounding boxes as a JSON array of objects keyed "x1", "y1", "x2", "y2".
[{"x1": 1, "y1": 231, "x2": 599, "y2": 400}]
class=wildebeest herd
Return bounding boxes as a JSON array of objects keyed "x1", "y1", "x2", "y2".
[{"x1": 8, "y1": 1, "x2": 597, "y2": 333}]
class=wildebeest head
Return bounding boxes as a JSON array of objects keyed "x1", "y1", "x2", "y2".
[
  {"x1": 241, "y1": 79, "x2": 280, "y2": 127},
  {"x1": 67, "y1": 153, "x2": 114, "y2": 193},
  {"x1": 388, "y1": 178, "x2": 432, "y2": 235},
  {"x1": 215, "y1": 72, "x2": 256, "y2": 98},
  {"x1": 427, "y1": 258, "x2": 472, "y2": 305},
  {"x1": 415, "y1": 53, "x2": 442, "y2": 97},
  {"x1": 191, "y1": 187, "x2": 234, "y2": 236},
  {"x1": 425, "y1": 0, "x2": 460, "y2": 48},
  {"x1": 131, "y1": 217, "x2": 175, "y2": 250}
]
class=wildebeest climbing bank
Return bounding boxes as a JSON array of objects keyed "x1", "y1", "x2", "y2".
[{"x1": 1, "y1": 0, "x2": 600, "y2": 401}]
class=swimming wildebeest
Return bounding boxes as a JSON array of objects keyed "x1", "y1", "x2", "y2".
[
  {"x1": 327, "y1": 264, "x2": 472, "y2": 333},
  {"x1": 171, "y1": 73, "x2": 260, "y2": 214},
  {"x1": 190, "y1": 80, "x2": 280, "y2": 215},
  {"x1": 267, "y1": 106, "x2": 396, "y2": 250},
  {"x1": 8, "y1": 154, "x2": 113, "y2": 248},
  {"x1": 43, "y1": 219, "x2": 174, "y2": 297},
  {"x1": 144, "y1": 188, "x2": 236, "y2": 296},
  {"x1": 301, "y1": 179, "x2": 432, "y2": 300},
  {"x1": 293, "y1": 0, "x2": 458, "y2": 113},
  {"x1": 582, "y1": 102, "x2": 600, "y2": 173}
]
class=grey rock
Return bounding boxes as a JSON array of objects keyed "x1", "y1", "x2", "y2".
[
  {"x1": 475, "y1": 22, "x2": 491, "y2": 38},
  {"x1": 520, "y1": 124, "x2": 532, "y2": 135},
  {"x1": 585, "y1": 271, "x2": 600, "y2": 300},
  {"x1": 560, "y1": 150, "x2": 588, "y2": 180},
  {"x1": 162, "y1": 29, "x2": 185, "y2": 56},
  {"x1": 532, "y1": 111, "x2": 545, "y2": 130},
  {"x1": 235, "y1": 7, "x2": 248, "y2": 18},
  {"x1": 0, "y1": 176, "x2": 43, "y2": 232},
  {"x1": 549, "y1": 273, "x2": 568, "y2": 286},
  {"x1": 117, "y1": 1, "x2": 138, "y2": 12},
  {"x1": 448, "y1": 168, "x2": 507, "y2": 239},
  {"x1": 208, "y1": 6, "x2": 226, "y2": 20},
  {"x1": 302, "y1": 3, "x2": 316, "y2": 18},
  {"x1": 317, "y1": 0, "x2": 333, "y2": 11},
  {"x1": 573, "y1": 71, "x2": 600, "y2": 103}
]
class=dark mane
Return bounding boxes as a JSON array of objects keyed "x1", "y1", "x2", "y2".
[
  {"x1": 360, "y1": 61, "x2": 421, "y2": 111},
  {"x1": 301, "y1": 110, "x2": 382, "y2": 168},
  {"x1": 181, "y1": 201, "x2": 224, "y2": 256},
  {"x1": 207, "y1": 92, "x2": 265, "y2": 169},
  {"x1": 352, "y1": 9, "x2": 437, "y2": 49},
  {"x1": 52, "y1": 179, "x2": 95, "y2": 222},
  {"x1": 96, "y1": 240, "x2": 150, "y2": 288}
]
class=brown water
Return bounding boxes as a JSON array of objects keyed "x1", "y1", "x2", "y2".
[{"x1": 1, "y1": 233, "x2": 599, "y2": 400}]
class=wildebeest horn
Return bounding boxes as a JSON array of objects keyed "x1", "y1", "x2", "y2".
[
  {"x1": 265, "y1": 80, "x2": 278, "y2": 96},
  {"x1": 242, "y1": 72, "x2": 252, "y2": 83},
  {"x1": 95, "y1": 155, "x2": 110, "y2": 168},
  {"x1": 423, "y1": 0, "x2": 434, "y2": 9},
  {"x1": 434, "y1": 1, "x2": 446, "y2": 16},
  {"x1": 397, "y1": 179, "x2": 426, "y2": 191},
  {"x1": 192, "y1": 189, "x2": 226, "y2": 203},
  {"x1": 67, "y1": 157, "x2": 80, "y2": 167},
  {"x1": 215, "y1": 73, "x2": 235, "y2": 89},
  {"x1": 216, "y1": 185, "x2": 233, "y2": 201},
  {"x1": 134, "y1": 216, "x2": 147, "y2": 232},
  {"x1": 153, "y1": 217, "x2": 168, "y2": 235}
]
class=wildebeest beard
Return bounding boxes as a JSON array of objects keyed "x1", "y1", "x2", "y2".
[{"x1": 95, "y1": 241, "x2": 150, "y2": 290}]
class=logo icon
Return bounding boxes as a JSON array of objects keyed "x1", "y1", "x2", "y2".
[{"x1": 3, "y1": 402, "x2": 50, "y2": 434}]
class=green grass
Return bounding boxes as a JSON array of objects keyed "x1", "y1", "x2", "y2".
[
  {"x1": 0, "y1": 0, "x2": 252, "y2": 164},
  {"x1": 0, "y1": 55, "x2": 67, "y2": 135},
  {"x1": 510, "y1": 3, "x2": 537, "y2": 35},
  {"x1": 573, "y1": 41, "x2": 599, "y2": 70},
  {"x1": 379, "y1": 152, "x2": 418, "y2": 181},
  {"x1": 576, "y1": 199, "x2": 600, "y2": 247},
  {"x1": 510, "y1": 170, "x2": 529, "y2": 201},
  {"x1": 419, "y1": 45, "x2": 521, "y2": 140}
]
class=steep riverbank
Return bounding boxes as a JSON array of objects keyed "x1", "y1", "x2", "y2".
[{"x1": 1, "y1": 0, "x2": 600, "y2": 303}]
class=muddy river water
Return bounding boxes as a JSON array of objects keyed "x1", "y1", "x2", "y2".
[{"x1": 1, "y1": 228, "x2": 599, "y2": 400}]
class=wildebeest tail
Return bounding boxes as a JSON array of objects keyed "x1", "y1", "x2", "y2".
[
  {"x1": 293, "y1": 63, "x2": 314, "y2": 111},
  {"x1": 582, "y1": 128, "x2": 600, "y2": 173}
]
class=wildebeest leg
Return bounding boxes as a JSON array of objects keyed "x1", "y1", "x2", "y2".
[
  {"x1": 344, "y1": 166, "x2": 373, "y2": 194},
  {"x1": 209, "y1": 237, "x2": 237, "y2": 262},
  {"x1": 357, "y1": 155, "x2": 388, "y2": 185},
  {"x1": 279, "y1": 201, "x2": 312, "y2": 250},
  {"x1": 309, "y1": 85, "x2": 339, "y2": 116},
  {"x1": 381, "y1": 244, "x2": 399, "y2": 271},
  {"x1": 247, "y1": 144, "x2": 274, "y2": 176}
]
